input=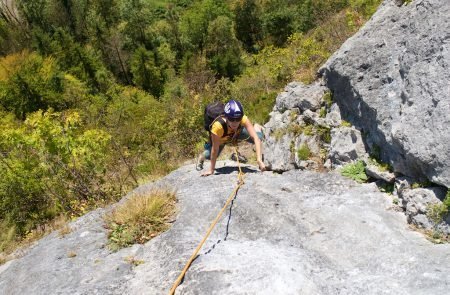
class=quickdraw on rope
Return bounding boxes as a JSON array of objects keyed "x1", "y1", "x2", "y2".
[{"x1": 169, "y1": 145, "x2": 245, "y2": 295}]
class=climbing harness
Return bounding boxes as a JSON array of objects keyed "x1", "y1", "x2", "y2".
[{"x1": 169, "y1": 146, "x2": 245, "y2": 295}]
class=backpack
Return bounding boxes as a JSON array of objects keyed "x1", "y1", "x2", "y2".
[{"x1": 204, "y1": 101, "x2": 228, "y2": 137}]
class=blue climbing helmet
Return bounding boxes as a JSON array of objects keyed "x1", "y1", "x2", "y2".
[{"x1": 224, "y1": 99, "x2": 244, "y2": 119}]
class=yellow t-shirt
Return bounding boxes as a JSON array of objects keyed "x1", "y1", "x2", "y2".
[{"x1": 210, "y1": 115, "x2": 248, "y2": 144}]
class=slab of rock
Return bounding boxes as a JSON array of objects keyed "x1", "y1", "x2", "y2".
[
  {"x1": 320, "y1": 0, "x2": 450, "y2": 187},
  {"x1": 365, "y1": 163, "x2": 396, "y2": 183},
  {"x1": 325, "y1": 103, "x2": 342, "y2": 127},
  {"x1": 329, "y1": 127, "x2": 368, "y2": 166},
  {"x1": 262, "y1": 132, "x2": 295, "y2": 172},
  {"x1": 1, "y1": 163, "x2": 450, "y2": 294},
  {"x1": 274, "y1": 81, "x2": 327, "y2": 112}
]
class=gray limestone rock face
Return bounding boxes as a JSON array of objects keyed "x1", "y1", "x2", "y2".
[
  {"x1": 294, "y1": 133, "x2": 321, "y2": 168},
  {"x1": 365, "y1": 163, "x2": 396, "y2": 183},
  {"x1": 263, "y1": 109, "x2": 296, "y2": 171},
  {"x1": 1, "y1": 163, "x2": 450, "y2": 294},
  {"x1": 325, "y1": 103, "x2": 342, "y2": 127},
  {"x1": 263, "y1": 132, "x2": 295, "y2": 171},
  {"x1": 275, "y1": 81, "x2": 327, "y2": 112},
  {"x1": 329, "y1": 127, "x2": 368, "y2": 167},
  {"x1": 319, "y1": 0, "x2": 450, "y2": 187}
]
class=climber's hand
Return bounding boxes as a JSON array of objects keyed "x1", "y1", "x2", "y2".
[{"x1": 258, "y1": 160, "x2": 266, "y2": 172}]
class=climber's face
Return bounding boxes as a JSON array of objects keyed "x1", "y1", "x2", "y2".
[{"x1": 227, "y1": 117, "x2": 242, "y2": 131}]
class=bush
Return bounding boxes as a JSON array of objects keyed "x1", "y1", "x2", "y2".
[
  {"x1": 104, "y1": 189, "x2": 176, "y2": 251},
  {"x1": 297, "y1": 144, "x2": 311, "y2": 161},
  {"x1": 427, "y1": 190, "x2": 450, "y2": 224},
  {"x1": 340, "y1": 160, "x2": 368, "y2": 183},
  {"x1": 317, "y1": 126, "x2": 331, "y2": 144},
  {"x1": 0, "y1": 51, "x2": 68, "y2": 119},
  {"x1": 0, "y1": 110, "x2": 114, "y2": 235}
]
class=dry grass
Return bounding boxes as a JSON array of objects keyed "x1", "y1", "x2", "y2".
[
  {"x1": 408, "y1": 224, "x2": 450, "y2": 244},
  {"x1": 104, "y1": 188, "x2": 177, "y2": 251},
  {"x1": 58, "y1": 224, "x2": 73, "y2": 238}
]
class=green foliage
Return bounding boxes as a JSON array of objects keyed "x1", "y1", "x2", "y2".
[
  {"x1": 262, "y1": 5, "x2": 295, "y2": 46},
  {"x1": 322, "y1": 91, "x2": 333, "y2": 108},
  {"x1": 297, "y1": 144, "x2": 311, "y2": 161},
  {"x1": 130, "y1": 46, "x2": 164, "y2": 97},
  {"x1": 0, "y1": 51, "x2": 67, "y2": 119},
  {"x1": 368, "y1": 157, "x2": 392, "y2": 172},
  {"x1": 317, "y1": 126, "x2": 331, "y2": 144},
  {"x1": 303, "y1": 125, "x2": 314, "y2": 136},
  {"x1": 0, "y1": 110, "x2": 114, "y2": 235},
  {"x1": 341, "y1": 120, "x2": 352, "y2": 127},
  {"x1": 379, "y1": 183, "x2": 395, "y2": 194},
  {"x1": 340, "y1": 160, "x2": 368, "y2": 183},
  {"x1": 411, "y1": 180, "x2": 433, "y2": 189},
  {"x1": 234, "y1": 0, "x2": 263, "y2": 52},
  {"x1": 0, "y1": 216, "x2": 17, "y2": 253},
  {"x1": 179, "y1": 0, "x2": 231, "y2": 52},
  {"x1": 272, "y1": 128, "x2": 287, "y2": 141},
  {"x1": 349, "y1": 0, "x2": 383, "y2": 18},
  {"x1": 205, "y1": 16, "x2": 243, "y2": 79},
  {"x1": 427, "y1": 190, "x2": 450, "y2": 225},
  {"x1": 319, "y1": 107, "x2": 327, "y2": 118}
]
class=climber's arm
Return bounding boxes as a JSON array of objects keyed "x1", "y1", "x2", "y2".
[{"x1": 243, "y1": 119, "x2": 266, "y2": 171}]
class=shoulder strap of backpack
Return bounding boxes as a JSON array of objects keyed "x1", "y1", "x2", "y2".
[{"x1": 209, "y1": 116, "x2": 228, "y2": 138}]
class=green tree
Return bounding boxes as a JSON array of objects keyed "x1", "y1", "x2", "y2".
[
  {"x1": 130, "y1": 46, "x2": 164, "y2": 97},
  {"x1": 121, "y1": 0, "x2": 155, "y2": 49},
  {"x1": 0, "y1": 110, "x2": 112, "y2": 235},
  {"x1": 179, "y1": 0, "x2": 231, "y2": 52},
  {"x1": 234, "y1": 0, "x2": 263, "y2": 53},
  {"x1": 205, "y1": 16, "x2": 243, "y2": 79},
  {"x1": 0, "y1": 51, "x2": 65, "y2": 119},
  {"x1": 16, "y1": 0, "x2": 49, "y2": 31},
  {"x1": 263, "y1": 5, "x2": 295, "y2": 46}
]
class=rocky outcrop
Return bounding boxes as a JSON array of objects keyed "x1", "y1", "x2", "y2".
[
  {"x1": 320, "y1": 0, "x2": 450, "y2": 187},
  {"x1": 274, "y1": 81, "x2": 326, "y2": 112},
  {"x1": 263, "y1": 82, "x2": 330, "y2": 172},
  {"x1": 1, "y1": 163, "x2": 450, "y2": 294},
  {"x1": 328, "y1": 126, "x2": 368, "y2": 167},
  {"x1": 395, "y1": 176, "x2": 450, "y2": 234}
]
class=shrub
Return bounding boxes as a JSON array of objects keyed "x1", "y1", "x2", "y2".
[
  {"x1": 287, "y1": 123, "x2": 303, "y2": 136},
  {"x1": 297, "y1": 144, "x2": 311, "y2": 161},
  {"x1": 340, "y1": 160, "x2": 368, "y2": 183},
  {"x1": 322, "y1": 91, "x2": 333, "y2": 108},
  {"x1": 319, "y1": 107, "x2": 327, "y2": 118},
  {"x1": 341, "y1": 120, "x2": 352, "y2": 127},
  {"x1": 0, "y1": 110, "x2": 114, "y2": 235},
  {"x1": 105, "y1": 189, "x2": 177, "y2": 251},
  {"x1": 0, "y1": 220, "x2": 16, "y2": 253},
  {"x1": 379, "y1": 183, "x2": 395, "y2": 194},
  {"x1": 368, "y1": 157, "x2": 392, "y2": 172},
  {"x1": 303, "y1": 125, "x2": 314, "y2": 136},
  {"x1": 317, "y1": 126, "x2": 331, "y2": 144},
  {"x1": 427, "y1": 190, "x2": 450, "y2": 224}
]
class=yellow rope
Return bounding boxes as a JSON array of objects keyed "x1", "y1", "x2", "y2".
[{"x1": 168, "y1": 146, "x2": 244, "y2": 295}]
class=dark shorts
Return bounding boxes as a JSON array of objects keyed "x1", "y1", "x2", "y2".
[{"x1": 203, "y1": 128, "x2": 263, "y2": 160}]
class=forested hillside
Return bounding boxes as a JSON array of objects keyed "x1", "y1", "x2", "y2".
[{"x1": 0, "y1": 0, "x2": 380, "y2": 255}]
